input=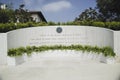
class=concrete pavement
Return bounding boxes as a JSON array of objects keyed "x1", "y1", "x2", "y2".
[{"x1": 0, "y1": 57, "x2": 120, "y2": 80}]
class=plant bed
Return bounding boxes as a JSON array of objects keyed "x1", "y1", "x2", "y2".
[
  {"x1": 7, "y1": 45, "x2": 117, "y2": 65},
  {"x1": 8, "y1": 45, "x2": 116, "y2": 57}
]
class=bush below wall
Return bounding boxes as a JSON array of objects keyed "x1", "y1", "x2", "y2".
[{"x1": 8, "y1": 45, "x2": 116, "y2": 57}]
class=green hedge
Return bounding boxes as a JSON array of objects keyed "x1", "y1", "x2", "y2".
[
  {"x1": 0, "y1": 21, "x2": 120, "y2": 33},
  {"x1": 0, "y1": 21, "x2": 120, "y2": 32},
  {"x1": 92, "y1": 22, "x2": 105, "y2": 27},
  {"x1": 0, "y1": 22, "x2": 47, "y2": 32},
  {"x1": 8, "y1": 45, "x2": 116, "y2": 57}
]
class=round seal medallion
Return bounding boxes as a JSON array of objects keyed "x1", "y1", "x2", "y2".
[{"x1": 56, "y1": 27, "x2": 62, "y2": 33}]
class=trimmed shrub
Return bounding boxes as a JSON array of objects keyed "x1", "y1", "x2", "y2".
[
  {"x1": 37, "y1": 22, "x2": 48, "y2": 26},
  {"x1": 47, "y1": 21, "x2": 56, "y2": 25},
  {"x1": 0, "y1": 23, "x2": 14, "y2": 32},
  {"x1": 8, "y1": 45, "x2": 116, "y2": 57},
  {"x1": 92, "y1": 22, "x2": 105, "y2": 28},
  {"x1": 8, "y1": 48, "x2": 17, "y2": 56},
  {"x1": 1, "y1": 21, "x2": 120, "y2": 32},
  {"x1": 16, "y1": 23, "x2": 29, "y2": 29},
  {"x1": 105, "y1": 22, "x2": 120, "y2": 30}
]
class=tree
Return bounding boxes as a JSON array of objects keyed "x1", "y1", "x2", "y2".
[
  {"x1": 75, "y1": 7, "x2": 98, "y2": 21},
  {"x1": 0, "y1": 2, "x2": 15, "y2": 23},
  {"x1": 0, "y1": 3, "x2": 33, "y2": 23},
  {"x1": 0, "y1": 9, "x2": 15, "y2": 23},
  {"x1": 0, "y1": 10, "x2": 9, "y2": 23},
  {"x1": 15, "y1": 4, "x2": 32, "y2": 23},
  {"x1": 96, "y1": 0, "x2": 120, "y2": 21}
]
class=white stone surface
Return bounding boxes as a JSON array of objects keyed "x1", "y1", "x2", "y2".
[
  {"x1": 0, "y1": 33, "x2": 7, "y2": 65},
  {"x1": 106, "y1": 57, "x2": 116, "y2": 64},
  {"x1": 114, "y1": 31, "x2": 120, "y2": 55},
  {"x1": 6, "y1": 50, "x2": 109, "y2": 66},
  {"x1": 0, "y1": 60, "x2": 120, "y2": 80},
  {"x1": 1, "y1": 26, "x2": 120, "y2": 66},
  {"x1": 7, "y1": 26, "x2": 114, "y2": 49},
  {"x1": 86, "y1": 26, "x2": 113, "y2": 48},
  {"x1": 7, "y1": 56, "x2": 24, "y2": 66},
  {"x1": 0, "y1": 27, "x2": 120, "y2": 79},
  {"x1": 7, "y1": 56, "x2": 16, "y2": 66}
]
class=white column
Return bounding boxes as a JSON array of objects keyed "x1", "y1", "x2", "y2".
[{"x1": 0, "y1": 33, "x2": 7, "y2": 65}]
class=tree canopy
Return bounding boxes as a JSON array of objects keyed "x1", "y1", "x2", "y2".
[
  {"x1": 75, "y1": 0, "x2": 120, "y2": 22},
  {"x1": 96, "y1": 0, "x2": 120, "y2": 21},
  {"x1": 0, "y1": 9, "x2": 15, "y2": 23},
  {"x1": 15, "y1": 4, "x2": 32, "y2": 23},
  {"x1": 75, "y1": 7, "x2": 98, "y2": 22},
  {"x1": 0, "y1": 4, "x2": 32, "y2": 23}
]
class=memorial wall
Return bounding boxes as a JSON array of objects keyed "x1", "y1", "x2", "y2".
[
  {"x1": 7, "y1": 26, "x2": 114, "y2": 49},
  {"x1": 1, "y1": 26, "x2": 120, "y2": 65}
]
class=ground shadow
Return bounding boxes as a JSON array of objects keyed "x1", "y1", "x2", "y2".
[
  {"x1": 118, "y1": 76, "x2": 120, "y2": 80},
  {"x1": 0, "y1": 75, "x2": 2, "y2": 80}
]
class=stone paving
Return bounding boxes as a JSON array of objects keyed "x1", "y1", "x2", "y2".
[{"x1": 0, "y1": 56, "x2": 120, "y2": 80}]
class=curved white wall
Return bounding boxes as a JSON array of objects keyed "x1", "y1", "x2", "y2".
[
  {"x1": 7, "y1": 26, "x2": 114, "y2": 49},
  {"x1": 114, "y1": 31, "x2": 120, "y2": 55}
]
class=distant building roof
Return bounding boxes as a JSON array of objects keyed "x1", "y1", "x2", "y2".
[{"x1": 29, "y1": 11, "x2": 47, "y2": 22}]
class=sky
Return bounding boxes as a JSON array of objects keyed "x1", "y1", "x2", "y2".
[{"x1": 0, "y1": 0, "x2": 96, "y2": 22}]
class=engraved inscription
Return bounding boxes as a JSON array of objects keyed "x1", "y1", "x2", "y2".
[{"x1": 29, "y1": 33, "x2": 86, "y2": 45}]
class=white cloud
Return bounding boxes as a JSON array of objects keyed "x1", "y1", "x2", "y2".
[
  {"x1": 42, "y1": 1, "x2": 72, "y2": 12},
  {"x1": 23, "y1": 0, "x2": 34, "y2": 5},
  {"x1": 23, "y1": 0, "x2": 44, "y2": 10}
]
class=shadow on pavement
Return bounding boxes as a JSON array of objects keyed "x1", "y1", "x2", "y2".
[
  {"x1": 0, "y1": 75, "x2": 2, "y2": 80},
  {"x1": 118, "y1": 76, "x2": 120, "y2": 80}
]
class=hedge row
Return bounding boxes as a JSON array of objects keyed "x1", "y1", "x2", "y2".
[
  {"x1": 0, "y1": 21, "x2": 120, "y2": 32},
  {"x1": 8, "y1": 45, "x2": 115, "y2": 57}
]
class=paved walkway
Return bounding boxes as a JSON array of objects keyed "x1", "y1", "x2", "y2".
[{"x1": 0, "y1": 56, "x2": 120, "y2": 80}]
